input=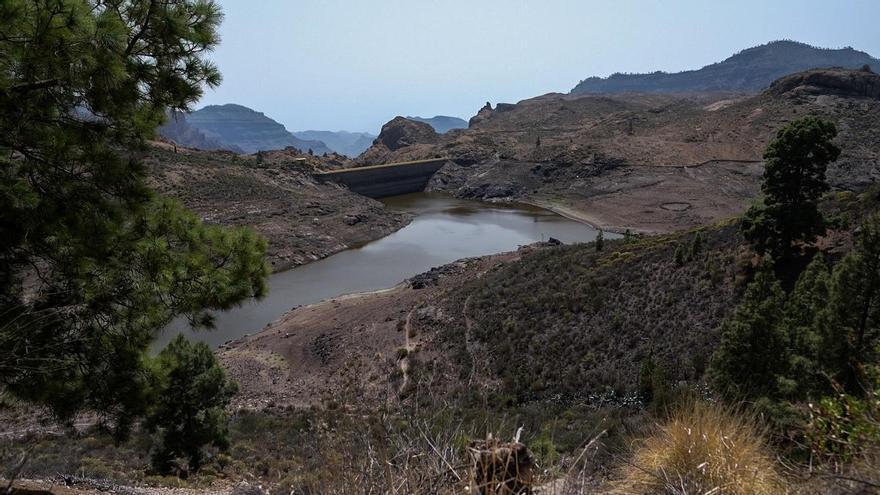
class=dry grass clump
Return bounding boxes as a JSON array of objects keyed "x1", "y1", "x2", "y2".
[{"x1": 609, "y1": 402, "x2": 785, "y2": 495}]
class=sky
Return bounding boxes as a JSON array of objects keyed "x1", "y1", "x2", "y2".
[{"x1": 197, "y1": 0, "x2": 880, "y2": 133}]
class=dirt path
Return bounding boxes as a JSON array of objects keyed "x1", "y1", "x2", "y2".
[{"x1": 398, "y1": 307, "x2": 416, "y2": 393}]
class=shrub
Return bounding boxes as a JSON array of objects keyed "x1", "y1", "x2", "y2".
[
  {"x1": 611, "y1": 402, "x2": 784, "y2": 494},
  {"x1": 807, "y1": 390, "x2": 879, "y2": 465}
]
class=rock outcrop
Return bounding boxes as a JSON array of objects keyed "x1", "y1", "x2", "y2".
[
  {"x1": 767, "y1": 67, "x2": 880, "y2": 99},
  {"x1": 375, "y1": 116, "x2": 438, "y2": 151},
  {"x1": 468, "y1": 102, "x2": 494, "y2": 127}
]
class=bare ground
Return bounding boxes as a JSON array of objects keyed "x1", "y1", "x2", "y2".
[{"x1": 217, "y1": 250, "x2": 528, "y2": 409}]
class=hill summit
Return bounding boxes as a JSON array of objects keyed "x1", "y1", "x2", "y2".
[{"x1": 571, "y1": 40, "x2": 880, "y2": 94}]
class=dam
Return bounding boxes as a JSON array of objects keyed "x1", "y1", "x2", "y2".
[{"x1": 314, "y1": 158, "x2": 449, "y2": 198}]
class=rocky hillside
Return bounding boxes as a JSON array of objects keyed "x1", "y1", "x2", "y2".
[
  {"x1": 293, "y1": 130, "x2": 375, "y2": 157},
  {"x1": 184, "y1": 104, "x2": 332, "y2": 154},
  {"x1": 143, "y1": 144, "x2": 408, "y2": 272},
  {"x1": 407, "y1": 115, "x2": 468, "y2": 133},
  {"x1": 357, "y1": 68, "x2": 880, "y2": 233},
  {"x1": 571, "y1": 40, "x2": 880, "y2": 94},
  {"x1": 217, "y1": 185, "x2": 871, "y2": 411}
]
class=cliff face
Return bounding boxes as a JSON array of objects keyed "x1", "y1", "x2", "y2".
[
  {"x1": 572, "y1": 40, "x2": 880, "y2": 94},
  {"x1": 186, "y1": 104, "x2": 332, "y2": 154}
]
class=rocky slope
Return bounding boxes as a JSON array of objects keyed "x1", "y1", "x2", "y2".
[
  {"x1": 407, "y1": 115, "x2": 468, "y2": 133},
  {"x1": 184, "y1": 104, "x2": 332, "y2": 154},
  {"x1": 357, "y1": 68, "x2": 880, "y2": 233},
  {"x1": 143, "y1": 144, "x2": 409, "y2": 272},
  {"x1": 571, "y1": 40, "x2": 880, "y2": 94}
]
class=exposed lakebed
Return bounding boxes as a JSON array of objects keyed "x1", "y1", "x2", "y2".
[{"x1": 156, "y1": 192, "x2": 608, "y2": 349}]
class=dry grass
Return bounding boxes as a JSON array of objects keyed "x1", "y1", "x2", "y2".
[{"x1": 607, "y1": 402, "x2": 785, "y2": 495}]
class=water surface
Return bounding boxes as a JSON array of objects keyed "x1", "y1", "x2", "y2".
[{"x1": 156, "y1": 193, "x2": 605, "y2": 349}]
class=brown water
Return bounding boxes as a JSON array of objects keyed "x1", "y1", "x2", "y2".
[{"x1": 155, "y1": 193, "x2": 607, "y2": 349}]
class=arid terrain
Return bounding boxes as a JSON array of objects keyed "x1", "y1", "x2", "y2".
[
  {"x1": 6, "y1": 68, "x2": 880, "y2": 495},
  {"x1": 359, "y1": 68, "x2": 880, "y2": 233},
  {"x1": 210, "y1": 68, "x2": 880, "y2": 416},
  {"x1": 6, "y1": 3, "x2": 880, "y2": 491},
  {"x1": 144, "y1": 145, "x2": 410, "y2": 272}
]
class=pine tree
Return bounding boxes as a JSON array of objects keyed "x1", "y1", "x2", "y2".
[
  {"x1": 708, "y1": 261, "x2": 789, "y2": 400},
  {"x1": 673, "y1": 244, "x2": 685, "y2": 266},
  {"x1": 0, "y1": 0, "x2": 268, "y2": 434},
  {"x1": 742, "y1": 117, "x2": 840, "y2": 263},
  {"x1": 595, "y1": 229, "x2": 604, "y2": 252},
  {"x1": 146, "y1": 335, "x2": 237, "y2": 473},
  {"x1": 689, "y1": 231, "x2": 703, "y2": 259},
  {"x1": 820, "y1": 213, "x2": 880, "y2": 393},
  {"x1": 781, "y1": 255, "x2": 830, "y2": 397}
]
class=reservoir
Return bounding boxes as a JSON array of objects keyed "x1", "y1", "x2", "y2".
[{"x1": 156, "y1": 193, "x2": 607, "y2": 349}]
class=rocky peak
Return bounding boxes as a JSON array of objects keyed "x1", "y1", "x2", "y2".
[{"x1": 468, "y1": 102, "x2": 495, "y2": 127}]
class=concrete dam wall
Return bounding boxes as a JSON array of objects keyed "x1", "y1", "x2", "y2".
[{"x1": 314, "y1": 158, "x2": 449, "y2": 198}]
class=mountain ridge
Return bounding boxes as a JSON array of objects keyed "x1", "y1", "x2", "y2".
[
  {"x1": 571, "y1": 40, "x2": 880, "y2": 94},
  {"x1": 184, "y1": 103, "x2": 332, "y2": 155}
]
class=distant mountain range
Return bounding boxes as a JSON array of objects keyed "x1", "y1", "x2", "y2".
[
  {"x1": 571, "y1": 40, "x2": 880, "y2": 94},
  {"x1": 158, "y1": 111, "x2": 244, "y2": 153},
  {"x1": 407, "y1": 115, "x2": 468, "y2": 133},
  {"x1": 181, "y1": 104, "x2": 332, "y2": 155},
  {"x1": 292, "y1": 130, "x2": 375, "y2": 157},
  {"x1": 158, "y1": 104, "x2": 381, "y2": 157}
]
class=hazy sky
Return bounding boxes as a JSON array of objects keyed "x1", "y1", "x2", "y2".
[{"x1": 197, "y1": 0, "x2": 880, "y2": 133}]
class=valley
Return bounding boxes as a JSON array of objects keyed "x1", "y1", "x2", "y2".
[{"x1": 5, "y1": 16, "x2": 880, "y2": 492}]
